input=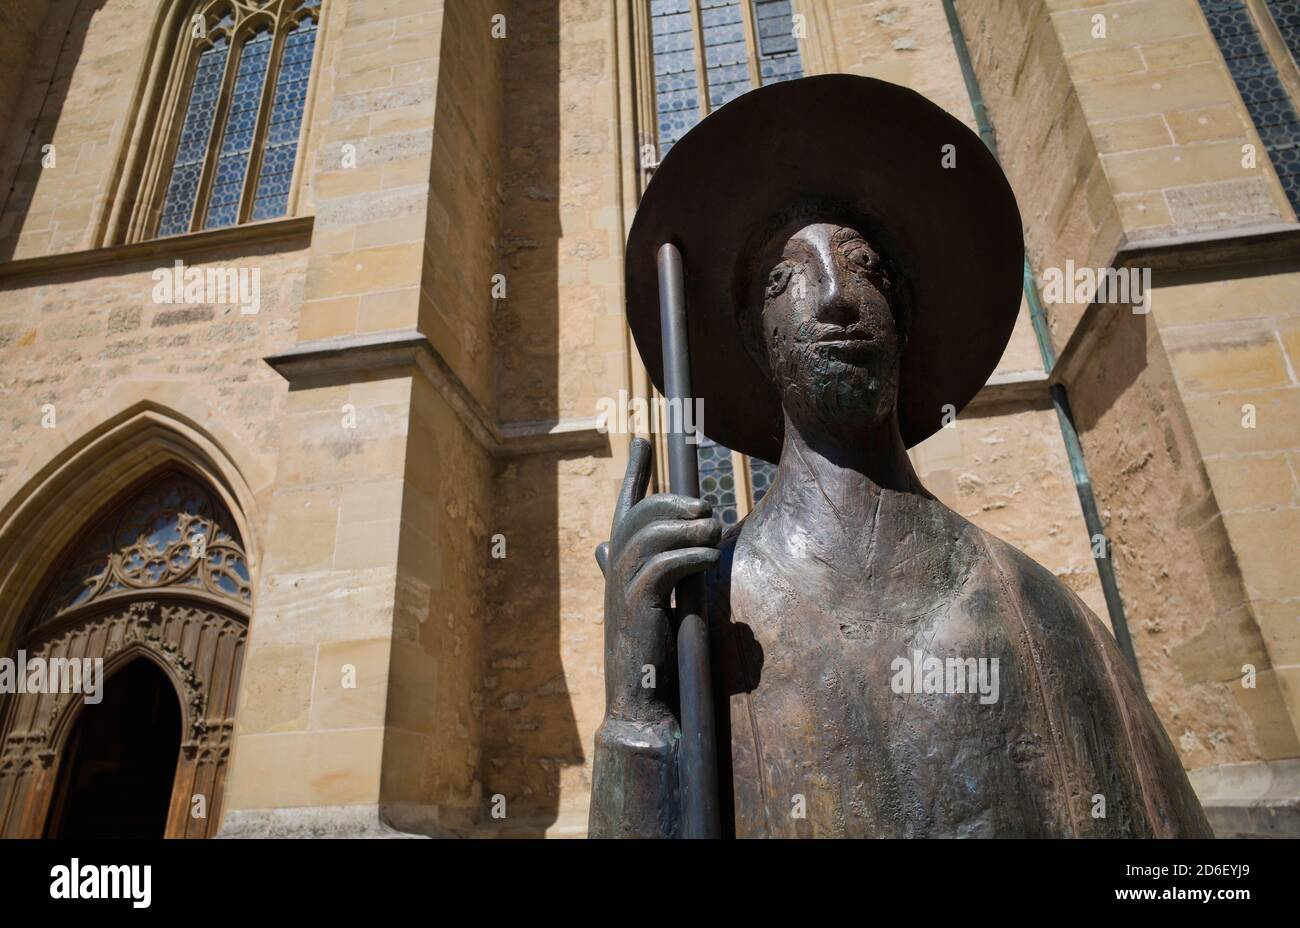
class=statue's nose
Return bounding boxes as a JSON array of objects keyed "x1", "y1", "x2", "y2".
[{"x1": 815, "y1": 274, "x2": 857, "y2": 326}]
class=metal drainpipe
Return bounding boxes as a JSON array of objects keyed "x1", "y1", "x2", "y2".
[{"x1": 941, "y1": 0, "x2": 1142, "y2": 681}]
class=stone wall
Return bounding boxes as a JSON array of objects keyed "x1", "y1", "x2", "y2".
[
  {"x1": 1059, "y1": 307, "x2": 1293, "y2": 768},
  {"x1": 1158, "y1": 263, "x2": 1300, "y2": 754},
  {"x1": 0, "y1": 0, "x2": 57, "y2": 226},
  {"x1": 0, "y1": 241, "x2": 306, "y2": 518},
  {"x1": 223, "y1": 0, "x2": 502, "y2": 835},
  {"x1": 0, "y1": 0, "x2": 158, "y2": 260},
  {"x1": 1054, "y1": 0, "x2": 1294, "y2": 244},
  {"x1": 483, "y1": 0, "x2": 626, "y2": 835},
  {"x1": 957, "y1": 0, "x2": 1300, "y2": 800},
  {"x1": 297, "y1": 0, "x2": 437, "y2": 342},
  {"x1": 955, "y1": 0, "x2": 1124, "y2": 351}
]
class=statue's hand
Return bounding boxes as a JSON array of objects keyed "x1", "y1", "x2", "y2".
[{"x1": 595, "y1": 437, "x2": 721, "y2": 720}]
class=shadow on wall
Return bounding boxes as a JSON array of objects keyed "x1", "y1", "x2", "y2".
[
  {"x1": 0, "y1": 0, "x2": 106, "y2": 262},
  {"x1": 482, "y1": 0, "x2": 592, "y2": 835},
  {"x1": 1064, "y1": 304, "x2": 1148, "y2": 434}
]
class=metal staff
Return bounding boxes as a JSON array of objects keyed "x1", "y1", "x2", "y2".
[{"x1": 656, "y1": 241, "x2": 720, "y2": 839}]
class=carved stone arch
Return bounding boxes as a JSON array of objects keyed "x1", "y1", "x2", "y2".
[
  {"x1": 0, "y1": 396, "x2": 266, "y2": 660},
  {"x1": 234, "y1": 6, "x2": 280, "y2": 38},
  {"x1": 0, "y1": 399, "x2": 259, "y2": 838},
  {"x1": 0, "y1": 465, "x2": 252, "y2": 837}
]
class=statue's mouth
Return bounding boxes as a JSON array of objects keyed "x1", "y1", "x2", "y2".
[
  {"x1": 813, "y1": 325, "x2": 875, "y2": 344},
  {"x1": 814, "y1": 337, "x2": 877, "y2": 364}
]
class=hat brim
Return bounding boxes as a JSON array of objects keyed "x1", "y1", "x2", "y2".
[{"x1": 625, "y1": 74, "x2": 1024, "y2": 462}]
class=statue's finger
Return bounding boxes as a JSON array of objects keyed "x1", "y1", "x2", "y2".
[
  {"x1": 611, "y1": 492, "x2": 711, "y2": 552},
  {"x1": 611, "y1": 437, "x2": 653, "y2": 536},
  {"x1": 627, "y1": 546, "x2": 722, "y2": 603},
  {"x1": 615, "y1": 517, "x2": 720, "y2": 577},
  {"x1": 595, "y1": 541, "x2": 610, "y2": 577}
]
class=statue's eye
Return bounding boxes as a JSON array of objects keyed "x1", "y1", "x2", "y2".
[
  {"x1": 845, "y1": 244, "x2": 878, "y2": 271},
  {"x1": 765, "y1": 262, "x2": 794, "y2": 300},
  {"x1": 844, "y1": 243, "x2": 890, "y2": 290}
]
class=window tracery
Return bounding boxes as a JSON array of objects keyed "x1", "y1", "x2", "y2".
[
  {"x1": 32, "y1": 472, "x2": 251, "y2": 630},
  {"x1": 153, "y1": 0, "x2": 322, "y2": 238}
]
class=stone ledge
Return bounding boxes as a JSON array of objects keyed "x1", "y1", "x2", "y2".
[
  {"x1": 267, "y1": 334, "x2": 1049, "y2": 461},
  {"x1": 217, "y1": 804, "x2": 448, "y2": 839},
  {"x1": 1189, "y1": 758, "x2": 1300, "y2": 838},
  {"x1": 964, "y1": 369, "x2": 1051, "y2": 413},
  {"x1": 218, "y1": 803, "x2": 591, "y2": 839},
  {"x1": 1114, "y1": 222, "x2": 1300, "y2": 273},
  {"x1": 1050, "y1": 224, "x2": 1300, "y2": 392},
  {"x1": 264, "y1": 329, "x2": 610, "y2": 458},
  {"x1": 0, "y1": 216, "x2": 315, "y2": 282}
]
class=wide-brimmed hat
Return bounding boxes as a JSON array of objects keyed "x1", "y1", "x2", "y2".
[{"x1": 625, "y1": 74, "x2": 1024, "y2": 463}]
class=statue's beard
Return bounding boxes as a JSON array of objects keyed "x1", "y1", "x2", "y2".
[{"x1": 770, "y1": 334, "x2": 900, "y2": 438}]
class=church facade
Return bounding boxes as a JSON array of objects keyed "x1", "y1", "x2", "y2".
[{"x1": 0, "y1": 0, "x2": 1297, "y2": 838}]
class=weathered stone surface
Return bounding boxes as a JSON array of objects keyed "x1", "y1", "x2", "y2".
[{"x1": 0, "y1": 0, "x2": 1295, "y2": 838}]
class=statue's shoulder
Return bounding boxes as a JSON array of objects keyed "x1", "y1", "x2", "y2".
[
  {"x1": 969, "y1": 519, "x2": 1100, "y2": 627},
  {"x1": 916, "y1": 495, "x2": 1095, "y2": 625}
]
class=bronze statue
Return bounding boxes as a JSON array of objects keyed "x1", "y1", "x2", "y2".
[{"x1": 591, "y1": 75, "x2": 1211, "y2": 838}]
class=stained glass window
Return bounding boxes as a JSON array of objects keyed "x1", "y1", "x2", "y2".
[
  {"x1": 697, "y1": 438, "x2": 739, "y2": 525},
  {"x1": 1261, "y1": 0, "x2": 1300, "y2": 207},
  {"x1": 31, "y1": 473, "x2": 252, "y2": 631},
  {"x1": 1266, "y1": 0, "x2": 1300, "y2": 58},
  {"x1": 644, "y1": 1, "x2": 804, "y2": 517},
  {"x1": 157, "y1": 36, "x2": 229, "y2": 237},
  {"x1": 251, "y1": 16, "x2": 318, "y2": 220},
  {"x1": 154, "y1": 1, "x2": 322, "y2": 237},
  {"x1": 749, "y1": 456, "x2": 777, "y2": 503},
  {"x1": 204, "y1": 27, "x2": 274, "y2": 229},
  {"x1": 650, "y1": 0, "x2": 702, "y2": 155},
  {"x1": 1201, "y1": 0, "x2": 1300, "y2": 210},
  {"x1": 700, "y1": 1, "x2": 752, "y2": 110},
  {"x1": 753, "y1": 0, "x2": 803, "y2": 85},
  {"x1": 649, "y1": 0, "x2": 803, "y2": 159}
]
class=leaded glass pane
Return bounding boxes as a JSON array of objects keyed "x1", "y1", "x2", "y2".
[
  {"x1": 251, "y1": 17, "x2": 317, "y2": 220},
  {"x1": 753, "y1": 0, "x2": 804, "y2": 85},
  {"x1": 1263, "y1": 0, "x2": 1300, "y2": 206},
  {"x1": 701, "y1": 0, "x2": 751, "y2": 109},
  {"x1": 651, "y1": 0, "x2": 701, "y2": 156},
  {"x1": 1201, "y1": 0, "x2": 1300, "y2": 211},
  {"x1": 749, "y1": 456, "x2": 777, "y2": 503},
  {"x1": 697, "y1": 437, "x2": 739, "y2": 525},
  {"x1": 649, "y1": 1, "x2": 803, "y2": 155},
  {"x1": 157, "y1": 37, "x2": 229, "y2": 237},
  {"x1": 203, "y1": 28, "x2": 274, "y2": 229},
  {"x1": 1266, "y1": 0, "x2": 1300, "y2": 57}
]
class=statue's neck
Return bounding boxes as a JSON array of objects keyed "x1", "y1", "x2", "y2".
[{"x1": 757, "y1": 413, "x2": 925, "y2": 539}]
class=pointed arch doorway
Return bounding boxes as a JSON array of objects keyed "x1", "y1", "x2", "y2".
[
  {"x1": 0, "y1": 470, "x2": 252, "y2": 838},
  {"x1": 45, "y1": 658, "x2": 182, "y2": 837}
]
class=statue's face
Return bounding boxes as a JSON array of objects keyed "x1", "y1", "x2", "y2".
[{"x1": 760, "y1": 223, "x2": 902, "y2": 435}]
